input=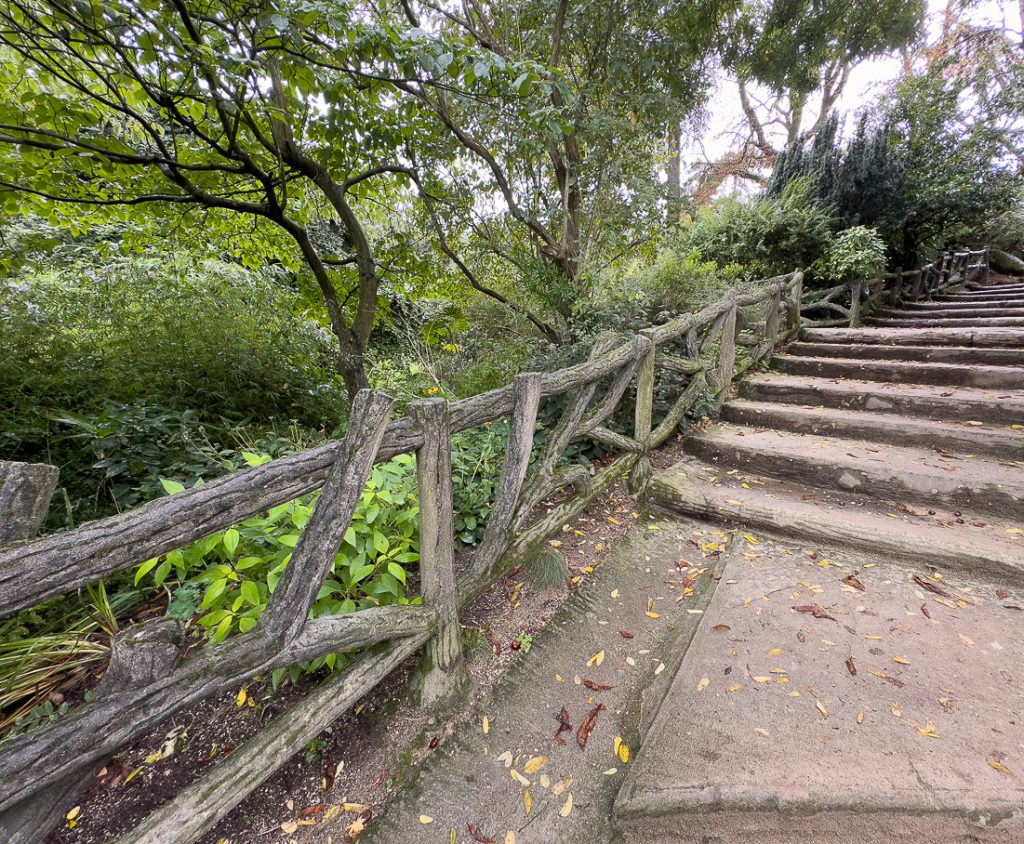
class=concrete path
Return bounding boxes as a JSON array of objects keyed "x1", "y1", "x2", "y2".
[
  {"x1": 361, "y1": 518, "x2": 735, "y2": 844},
  {"x1": 615, "y1": 536, "x2": 1024, "y2": 843}
]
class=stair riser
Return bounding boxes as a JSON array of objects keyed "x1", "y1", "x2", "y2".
[
  {"x1": 877, "y1": 307, "x2": 1021, "y2": 319},
  {"x1": 945, "y1": 293, "x2": 1024, "y2": 302},
  {"x1": 720, "y1": 403, "x2": 1022, "y2": 461},
  {"x1": 774, "y1": 357, "x2": 1024, "y2": 389},
  {"x1": 800, "y1": 327, "x2": 1024, "y2": 347},
  {"x1": 740, "y1": 380, "x2": 1022, "y2": 425},
  {"x1": 868, "y1": 317, "x2": 1024, "y2": 328},
  {"x1": 785, "y1": 342, "x2": 1024, "y2": 366},
  {"x1": 684, "y1": 437, "x2": 1023, "y2": 521},
  {"x1": 913, "y1": 300, "x2": 1024, "y2": 310},
  {"x1": 645, "y1": 476, "x2": 1024, "y2": 587}
]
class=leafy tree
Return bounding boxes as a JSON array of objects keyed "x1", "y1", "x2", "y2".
[
  {"x1": 690, "y1": 0, "x2": 924, "y2": 201},
  {"x1": 383, "y1": 0, "x2": 732, "y2": 338},
  {"x1": 0, "y1": 1, "x2": 438, "y2": 396},
  {"x1": 767, "y1": 12, "x2": 1024, "y2": 265}
]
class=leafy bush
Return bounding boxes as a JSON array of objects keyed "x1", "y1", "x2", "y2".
[
  {"x1": 137, "y1": 454, "x2": 421, "y2": 685},
  {"x1": 0, "y1": 253, "x2": 347, "y2": 525},
  {"x1": 134, "y1": 423, "x2": 510, "y2": 686},
  {"x1": 815, "y1": 226, "x2": 887, "y2": 284},
  {"x1": 679, "y1": 179, "x2": 834, "y2": 281}
]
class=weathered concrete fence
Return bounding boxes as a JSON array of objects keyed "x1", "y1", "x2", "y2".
[{"x1": 0, "y1": 251, "x2": 987, "y2": 843}]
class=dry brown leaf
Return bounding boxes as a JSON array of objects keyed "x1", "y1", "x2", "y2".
[
  {"x1": 577, "y1": 703, "x2": 606, "y2": 749},
  {"x1": 913, "y1": 575, "x2": 949, "y2": 597}
]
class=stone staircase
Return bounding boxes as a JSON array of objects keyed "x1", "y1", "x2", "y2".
[
  {"x1": 644, "y1": 279, "x2": 1024, "y2": 583},
  {"x1": 615, "y1": 279, "x2": 1024, "y2": 842}
]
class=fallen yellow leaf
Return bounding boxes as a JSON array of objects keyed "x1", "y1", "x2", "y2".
[
  {"x1": 281, "y1": 821, "x2": 299, "y2": 834},
  {"x1": 482, "y1": 716, "x2": 490, "y2": 734},
  {"x1": 987, "y1": 758, "x2": 1014, "y2": 777},
  {"x1": 697, "y1": 677, "x2": 710, "y2": 692},
  {"x1": 523, "y1": 756, "x2": 548, "y2": 775},
  {"x1": 66, "y1": 807, "x2": 81, "y2": 822},
  {"x1": 587, "y1": 650, "x2": 605, "y2": 667},
  {"x1": 524, "y1": 790, "x2": 533, "y2": 815},
  {"x1": 816, "y1": 700, "x2": 829, "y2": 718},
  {"x1": 510, "y1": 770, "x2": 530, "y2": 786},
  {"x1": 559, "y1": 793, "x2": 574, "y2": 817},
  {"x1": 893, "y1": 657, "x2": 911, "y2": 665},
  {"x1": 619, "y1": 743, "x2": 630, "y2": 764},
  {"x1": 419, "y1": 815, "x2": 433, "y2": 825},
  {"x1": 235, "y1": 688, "x2": 247, "y2": 707}
]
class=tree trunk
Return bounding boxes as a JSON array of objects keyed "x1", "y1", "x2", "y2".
[{"x1": 337, "y1": 343, "x2": 370, "y2": 398}]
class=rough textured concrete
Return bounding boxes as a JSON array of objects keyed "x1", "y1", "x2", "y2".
[
  {"x1": 647, "y1": 460, "x2": 1024, "y2": 587},
  {"x1": 721, "y1": 399, "x2": 1024, "y2": 461},
  {"x1": 362, "y1": 519, "x2": 735, "y2": 844},
  {"x1": 773, "y1": 355, "x2": 1024, "y2": 388},
  {"x1": 687, "y1": 423, "x2": 1024, "y2": 520},
  {"x1": 785, "y1": 341, "x2": 1024, "y2": 366},
  {"x1": 878, "y1": 306, "x2": 1024, "y2": 319},
  {"x1": 615, "y1": 537, "x2": 1024, "y2": 843},
  {"x1": 903, "y1": 300, "x2": 1024, "y2": 311},
  {"x1": 868, "y1": 316, "x2": 1024, "y2": 328},
  {"x1": 799, "y1": 326, "x2": 1024, "y2": 347},
  {"x1": 741, "y1": 373, "x2": 1024, "y2": 425}
]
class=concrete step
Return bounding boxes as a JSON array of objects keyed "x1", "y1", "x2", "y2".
[
  {"x1": 800, "y1": 326, "x2": 1024, "y2": 347},
  {"x1": 906, "y1": 298, "x2": 1024, "y2": 311},
  {"x1": 786, "y1": 341, "x2": 1024, "y2": 366},
  {"x1": 721, "y1": 399, "x2": 1024, "y2": 461},
  {"x1": 645, "y1": 459, "x2": 1024, "y2": 585},
  {"x1": 360, "y1": 516, "x2": 734, "y2": 844},
  {"x1": 616, "y1": 493, "x2": 1024, "y2": 842},
  {"x1": 958, "y1": 282, "x2": 1024, "y2": 294},
  {"x1": 876, "y1": 306, "x2": 1022, "y2": 319},
  {"x1": 741, "y1": 372, "x2": 1024, "y2": 425},
  {"x1": 684, "y1": 424, "x2": 1024, "y2": 520},
  {"x1": 944, "y1": 290, "x2": 1024, "y2": 302},
  {"x1": 867, "y1": 315, "x2": 1024, "y2": 328},
  {"x1": 772, "y1": 355, "x2": 1024, "y2": 389}
]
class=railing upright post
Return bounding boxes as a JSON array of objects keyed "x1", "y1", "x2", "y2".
[
  {"x1": 714, "y1": 294, "x2": 738, "y2": 410},
  {"x1": 848, "y1": 280, "x2": 863, "y2": 327},
  {"x1": 408, "y1": 398, "x2": 470, "y2": 709},
  {"x1": 982, "y1": 247, "x2": 991, "y2": 285},
  {"x1": 628, "y1": 329, "x2": 656, "y2": 494}
]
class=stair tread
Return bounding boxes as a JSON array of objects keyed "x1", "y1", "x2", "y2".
[
  {"x1": 723, "y1": 398, "x2": 1024, "y2": 451},
  {"x1": 744, "y1": 371, "x2": 1024, "y2": 413},
  {"x1": 800, "y1": 326, "x2": 1024, "y2": 347},
  {"x1": 616, "y1": 485, "x2": 1024, "y2": 837},
  {"x1": 690, "y1": 423, "x2": 1024, "y2": 505},
  {"x1": 778, "y1": 353, "x2": 1024, "y2": 373}
]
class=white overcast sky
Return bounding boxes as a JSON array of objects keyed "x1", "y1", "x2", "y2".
[{"x1": 687, "y1": 0, "x2": 1023, "y2": 186}]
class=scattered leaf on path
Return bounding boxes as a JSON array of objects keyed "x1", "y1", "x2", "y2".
[
  {"x1": 523, "y1": 756, "x2": 547, "y2": 775},
  {"x1": 559, "y1": 794, "x2": 574, "y2": 817},
  {"x1": 913, "y1": 575, "x2": 949, "y2": 597},
  {"x1": 577, "y1": 704, "x2": 606, "y2": 749},
  {"x1": 987, "y1": 758, "x2": 1014, "y2": 777},
  {"x1": 792, "y1": 604, "x2": 837, "y2": 622},
  {"x1": 468, "y1": 823, "x2": 496, "y2": 843},
  {"x1": 697, "y1": 677, "x2": 710, "y2": 692}
]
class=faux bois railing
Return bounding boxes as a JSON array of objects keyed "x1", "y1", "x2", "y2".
[
  {"x1": 800, "y1": 247, "x2": 990, "y2": 326},
  {"x1": 0, "y1": 261, "x2": 922, "y2": 844}
]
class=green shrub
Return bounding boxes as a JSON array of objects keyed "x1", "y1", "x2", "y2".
[
  {"x1": 0, "y1": 252, "x2": 347, "y2": 525},
  {"x1": 815, "y1": 226, "x2": 887, "y2": 284},
  {"x1": 679, "y1": 179, "x2": 835, "y2": 281}
]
